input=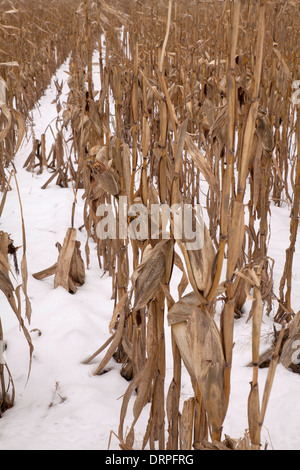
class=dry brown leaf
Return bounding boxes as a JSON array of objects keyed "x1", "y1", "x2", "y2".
[
  {"x1": 0, "y1": 103, "x2": 12, "y2": 143},
  {"x1": 185, "y1": 135, "x2": 219, "y2": 196},
  {"x1": 179, "y1": 397, "x2": 195, "y2": 450},
  {"x1": 93, "y1": 298, "x2": 127, "y2": 376},
  {"x1": 132, "y1": 239, "x2": 173, "y2": 310}
]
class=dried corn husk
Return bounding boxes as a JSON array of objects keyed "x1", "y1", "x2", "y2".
[{"x1": 132, "y1": 239, "x2": 173, "y2": 310}]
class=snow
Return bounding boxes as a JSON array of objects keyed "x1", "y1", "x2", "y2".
[{"x1": 0, "y1": 54, "x2": 300, "y2": 451}]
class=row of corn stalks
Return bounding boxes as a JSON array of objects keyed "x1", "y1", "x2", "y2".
[{"x1": 0, "y1": 0, "x2": 81, "y2": 415}]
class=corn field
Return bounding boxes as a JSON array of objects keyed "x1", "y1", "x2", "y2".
[{"x1": 0, "y1": 0, "x2": 300, "y2": 451}]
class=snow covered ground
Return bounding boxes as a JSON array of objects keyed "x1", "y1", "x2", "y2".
[{"x1": 0, "y1": 55, "x2": 299, "y2": 451}]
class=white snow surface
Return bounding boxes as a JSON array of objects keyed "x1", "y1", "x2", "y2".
[{"x1": 0, "y1": 56, "x2": 300, "y2": 451}]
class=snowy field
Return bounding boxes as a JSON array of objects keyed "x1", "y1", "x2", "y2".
[{"x1": 0, "y1": 56, "x2": 300, "y2": 451}]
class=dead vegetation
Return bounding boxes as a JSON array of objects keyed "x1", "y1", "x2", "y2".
[{"x1": 1, "y1": 0, "x2": 300, "y2": 451}]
